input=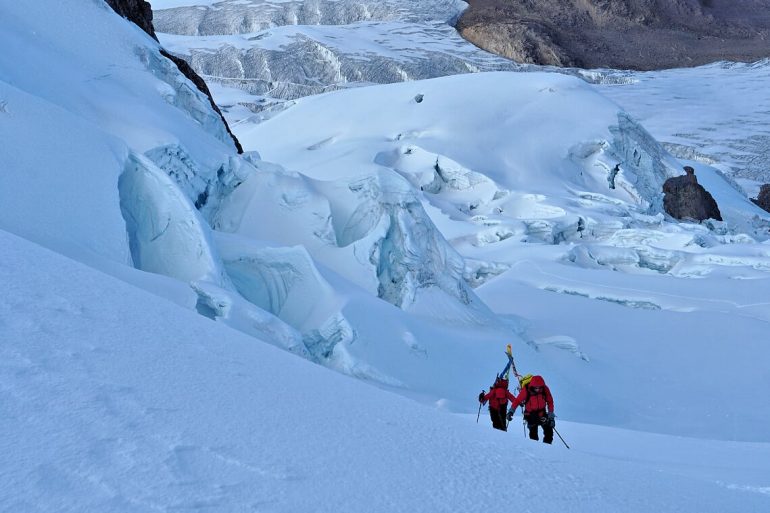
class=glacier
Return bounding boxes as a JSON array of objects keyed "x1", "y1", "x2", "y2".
[{"x1": 1, "y1": 0, "x2": 770, "y2": 510}]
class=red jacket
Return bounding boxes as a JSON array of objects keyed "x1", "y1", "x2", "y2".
[
  {"x1": 482, "y1": 378, "x2": 516, "y2": 409},
  {"x1": 510, "y1": 375, "x2": 554, "y2": 415}
]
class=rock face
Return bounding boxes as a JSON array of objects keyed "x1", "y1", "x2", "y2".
[
  {"x1": 752, "y1": 184, "x2": 770, "y2": 213},
  {"x1": 105, "y1": 0, "x2": 242, "y2": 153},
  {"x1": 159, "y1": 49, "x2": 243, "y2": 153},
  {"x1": 456, "y1": 0, "x2": 770, "y2": 70},
  {"x1": 663, "y1": 167, "x2": 722, "y2": 221},
  {"x1": 105, "y1": 0, "x2": 157, "y2": 41}
]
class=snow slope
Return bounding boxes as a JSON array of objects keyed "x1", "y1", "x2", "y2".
[
  {"x1": 0, "y1": 0, "x2": 524, "y2": 410},
  {"x1": 0, "y1": 0, "x2": 320, "y2": 356},
  {"x1": 2, "y1": 228, "x2": 769, "y2": 512},
  {"x1": 2, "y1": 2, "x2": 770, "y2": 509},
  {"x1": 229, "y1": 70, "x2": 770, "y2": 441},
  {"x1": 0, "y1": 0, "x2": 234, "y2": 262}
]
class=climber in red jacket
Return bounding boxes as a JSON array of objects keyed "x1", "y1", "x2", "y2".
[
  {"x1": 509, "y1": 375, "x2": 555, "y2": 444},
  {"x1": 478, "y1": 376, "x2": 517, "y2": 431}
]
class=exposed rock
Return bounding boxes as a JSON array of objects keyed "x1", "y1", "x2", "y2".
[
  {"x1": 663, "y1": 166, "x2": 722, "y2": 221},
  {"x1": 105, "y1": 1, "x2": 243, "y2": 153},
  {"x1": 456, "y1": 0, "x2": 770, "y2": 70},
  {"x1": 105, "y1": 0, "x2": 157, "y2": 41},
  {"x1": 751, "y1": 184, "x2": 770, "y2": 213},
  {"x1": 160, "y1": 49, "x2": 243, "y2": 153}
]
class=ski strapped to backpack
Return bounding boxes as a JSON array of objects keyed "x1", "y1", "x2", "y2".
[
  {"x1": 499, "y1": 344, "x2": 520, "y2": 382},
  {"x1": 498, "y1": 344, "x2": 522, "y2": 430},
  {"x1": 480, "y1": 344, "x2": 570, "y2": 447}
]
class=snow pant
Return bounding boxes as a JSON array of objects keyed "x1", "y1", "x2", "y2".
[
  {"x1": 525, "y1": 414, "x2": 553, "y2": 444},
  {"x1": 489, "y1": 405, "x2": 508, "y2": 431}
]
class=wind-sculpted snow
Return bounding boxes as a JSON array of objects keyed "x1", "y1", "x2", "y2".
[
  {"x1": 375, "y1": 145, "x2": 509, "y2": 216},
  {"x1": 234, "y1": 68, "x2": 770, "y2": 318},
  {"x1": 237, "y1": 72, "x2": 684, "y2": 241},
  {"x1": 211, "y1": 157, "x2": 493, "y2": 320},
  {"x1": 0, "y1": 79, "x2": 131, "y2": 264}
]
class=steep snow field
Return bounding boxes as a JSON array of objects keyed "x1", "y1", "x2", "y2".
[
  {"x1": 1, "y1": 0, "x2": 770, "y2": 510},
  {"x1": 3, "y1": 229, "x2": 770, "y2": 512}
]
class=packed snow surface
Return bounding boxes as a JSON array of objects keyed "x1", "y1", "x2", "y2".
[{"x1": 3, "y1": 229, "x2": 770, "y2": 512}]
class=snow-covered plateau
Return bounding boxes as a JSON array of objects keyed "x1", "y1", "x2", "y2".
[{"x1": 0, "y1": 0, "x2": 769, "y2": 511}]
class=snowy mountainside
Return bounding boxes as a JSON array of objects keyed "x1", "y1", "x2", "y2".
[
  {"x1": 2, "y1": 0, "x2": 767, "y2": 435},
  {"x1": 3, "y1": 228, "x2": 769, "y2": 512},
  {"x1": 0, "y1": 0, "x2": 519, "y2": 404},
  {"x1": 0, "y1": 0, "x2": 312, "y2": 354},
  {"x1": 231, "y1": 70, "x2": 770, "y2": 439},
  {"x1": 1, "y1": 1, "x2": 770, "y2": 510},
  {"x1": 153, "y1": 0, "x2": 770, "y2": 203}
]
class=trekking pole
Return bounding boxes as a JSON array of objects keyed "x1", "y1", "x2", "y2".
[
  {"x1": 521, "y1": 407, "x2": 526, "y2": 438},
  {"x1": 476, "y1": 401, "x2": 482, "y2": 423},
  {"x1": 553, "y1": 426, "x2": 570, "y2": 449}
]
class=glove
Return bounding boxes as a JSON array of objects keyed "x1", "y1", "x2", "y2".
[
  {"x1": 547, "y1": 412, "x2": 556, "y2": 428},
  {"x1": 478, "y1": 391, "x2": 486, "y2": 403},
  {"x1": 506, "y1": 410, "x2": 514, "y2": 421}
]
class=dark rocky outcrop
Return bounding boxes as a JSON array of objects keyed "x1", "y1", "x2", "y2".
[
  {"x1": 456, "y1": 0, "x2": 770, "y2": 70},
  {"x1": 105, "y1": 0, "x2": 157, "y2": 41},
  {"x1": 105, "y1": 1, "x2": 243, "y2": 153},
  {"x1": 751, "y1": 184, "x2": 770, "y2": 213},
  {"x1": 159, "y1": 49, "x2": 244, "y2": 153},
  {"x1": 663, "y1": 166, "x2": 722, "y2": 221}
]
